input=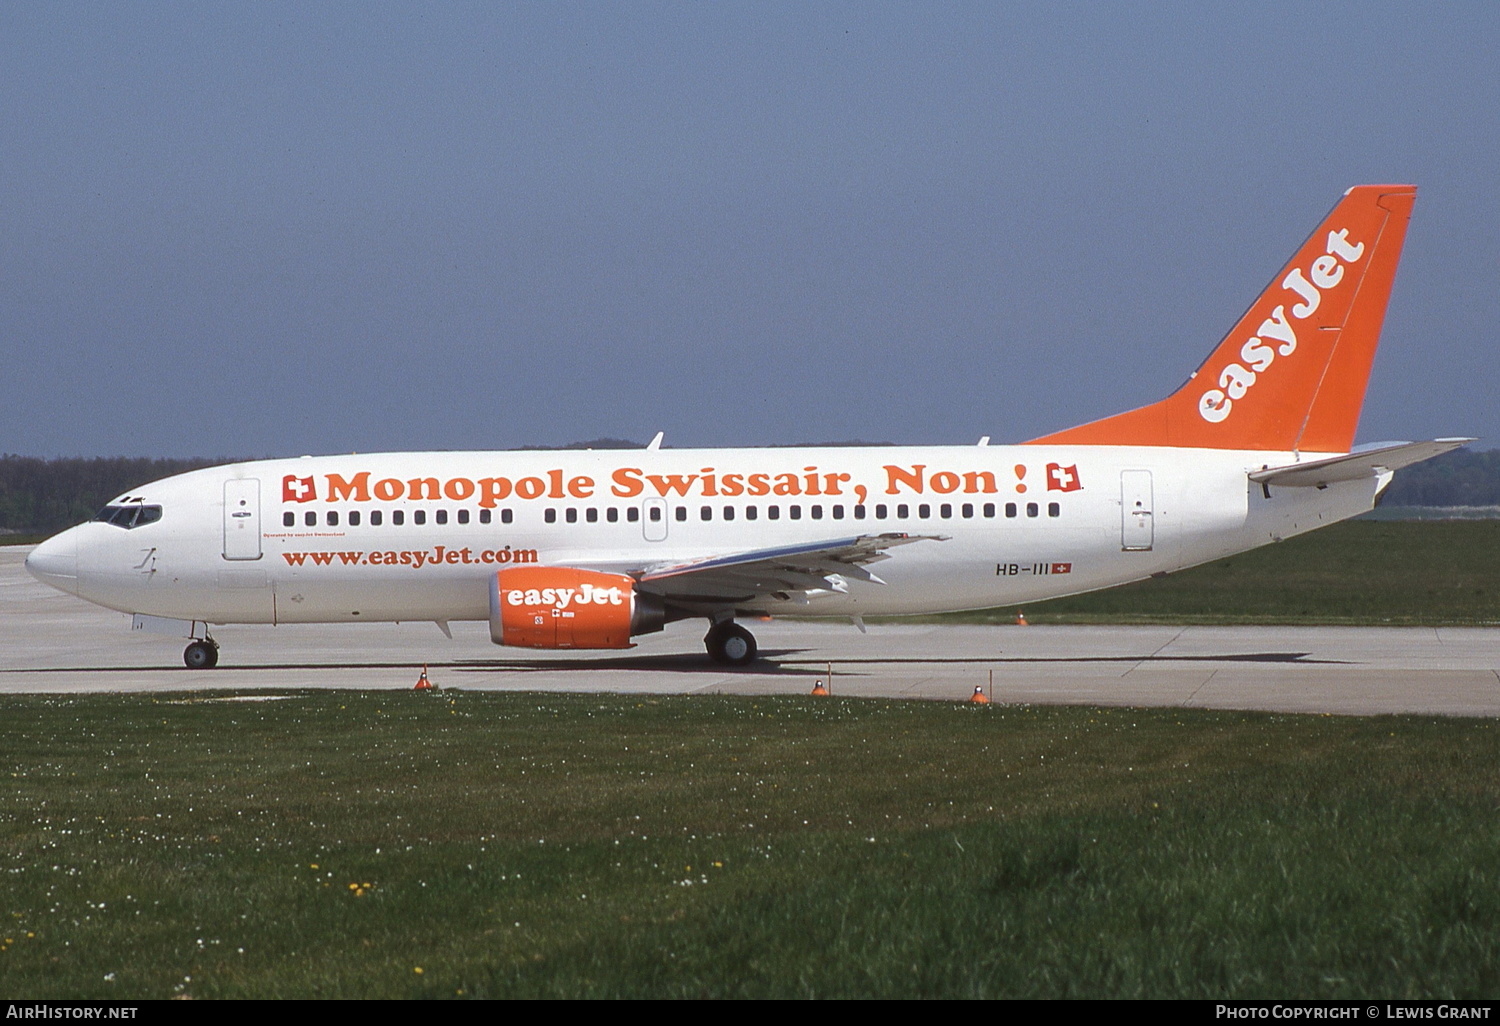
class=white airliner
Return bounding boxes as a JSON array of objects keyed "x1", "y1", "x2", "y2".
[{"x1": 26, "y1": 185, "x2": 1467, "y2": 669}]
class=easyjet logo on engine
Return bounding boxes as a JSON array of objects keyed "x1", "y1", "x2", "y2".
[
  {"x1": 1197, "y1": 228, "x2": 1366, "y2": 423},
  {"x1": 504, "y1": 583, "x2": 627, "y2": 610}
]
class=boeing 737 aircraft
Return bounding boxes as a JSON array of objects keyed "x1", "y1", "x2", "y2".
[{"x1": 26, "y1": 185, "x2": 1467, "y2": 668}]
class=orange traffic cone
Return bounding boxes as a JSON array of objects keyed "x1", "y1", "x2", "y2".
[
  {"x1": 1015, "y1": 611, "x2": 1028, "y2": 626},
  {"x1": 414, "y1": 664, "x2": 434, "y2": 691},
  {"x1": 969, "y1": 685, "x2": 990, "y2": 705},
  {"x1": 810, "y1": 679, "x2": 830, "y2": 696}
]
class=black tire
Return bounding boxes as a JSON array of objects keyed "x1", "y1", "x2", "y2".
[
  {"x1": 184, "y1": 640, "x2": 219, "y2": 669},
  {"x1": 705, "y1": 622, "x2": 757, "y2": 666}
]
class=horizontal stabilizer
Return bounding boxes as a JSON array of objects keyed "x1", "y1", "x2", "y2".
[{"x1": 1248, "y1": 438, "x2": 1473, "y2": 488}]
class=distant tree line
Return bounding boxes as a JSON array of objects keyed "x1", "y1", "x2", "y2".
[
  {"x1": 2, "y1": 446, "x2": 1495, "y2": 535},
  {"x1": 0, "y1": 455, "x2": 229, "y2": 534},
  {"x1": 1380, "y1": 448, "x2": 1500, "y2": 507}
]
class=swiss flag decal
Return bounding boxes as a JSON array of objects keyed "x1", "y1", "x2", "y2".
[
  {"x1": 1046, "y1": 463, "x2": 1081, "y2": 492},
  {"x1": 282, "y1": 475, "x2": 316, "y2": 503}
]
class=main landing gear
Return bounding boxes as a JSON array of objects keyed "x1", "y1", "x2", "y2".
[
  {"x1": 704, "y1": 620, "x2": 758, "y2": 666},
  {"x1": 183, "y1": 637, "x2": 219, "y2": 669}
]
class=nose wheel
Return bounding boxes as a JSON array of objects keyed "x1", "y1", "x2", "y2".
[
  {"x1": 704, "y1": 621, "x2": 757, "y2": 666},
  {"x1": 184, "y1": 639, "x2": 220, "y2": 669}
]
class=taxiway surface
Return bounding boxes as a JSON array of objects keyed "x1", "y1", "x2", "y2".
[{"x1": 3, "y1": 547, "x2": 1497, "y2": 716}]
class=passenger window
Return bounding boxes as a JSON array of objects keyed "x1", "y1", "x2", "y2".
[
  {"x1": 328, "y1": 511, "x2": 339, "y2": 527},
  {"x1": 436, "y1": 510, "x2": 448, "y2": 525},
  {"x1": 897, "y1": 504, "x2": 909, "y2": 518},
  {"x1": 853, "y1": 505, "x2": 865, "y2": 520},
  {"x1": 283, "y1": 512, "x2": 295, "y2": 528},
  {"x1": 876, "y1": 504, "x2": 888, "y2": 519},
  {"x1": 631, "y1": 507, "x2": 643, "y2": 523},
  {"x1": 768, "y1": 506, "x2": 780, "y2": 520},
  {"x1": 701, "y1": 506, "x2": 712, "y2": 521},
  {"x1": 1048, "y1": 502, "x2": 1060, "y2": 518},
  {"x1": 675, "y1": 507, "x2": 687, "y2": 522},
  {"x1": 349, "y1": 510, "x2": 361, "y2": 527},
  {"x1": 745, "y1": 506, "x2": 757, "y2": 521},
  {"x1": 962, "y1": 503, "x2": 974, "y2": 519},
  {"x1": 305, "y1": 511, "x2": 316, "y2": 527},
  {"x1": 810, "y1": 505, "x2": 822, "y2": 520},
  {"x1": 565, "y1": 508, "x2": 577, "y2": 524},
  {"x1": 918, "y1": 504, "x2": 931, "y2": 519},
  {"x1": 501, "y1": 509, "x2": 513, "y2": 524},
  {"x1": 983, "y1": 503, "x2": 995, "y2": 518},
  {"x1": 832, "y1": 505, "x2": 845, "y2": 520},
  {"x1": 1027, "y1": 502, "x2": 1038, "y2": 518},
  {"x1": 479, "y1": 509, "x2": 491, "y2": 525},
  {"x1": 586, "y1": 508, "x2": 598, "y2": 523},
  {"x1": 458, "y1": 509, "x2": 470, "y2": 525},
  {"x1": 1005, "y1": 503, "x2": 1017, "y2": 518},
  {"x1": 648, "y1": 507, "x2": 660, "y2": 522},
  {"x1": 607, "y1": 508, "x2": 619, "y2": 523},
  {"x1": 371, "y1": 510, "x2": 383, "y2": 526},
  {"x1": 545, "y1": 509, "x2": 557, "y2": 524},
  {"x1": 393, "y1": 510, "x2": 405, "y2": 526},
  {"x1": 723, "y1": 506, "x2": 735, "y2": 521},
  {"x1": 789, "y1": 506, "x2": 802, "y2": 520},
  {"x1": 414, "y1": 510, "x2": 427, "y2": 526},
  {"x1": 939, "y1": 504, "x2": 951, "y2": 519}
]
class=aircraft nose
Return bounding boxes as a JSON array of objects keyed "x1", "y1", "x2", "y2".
[{"x1": 26, "y1": 529, "x2": 79, "y2": 595}]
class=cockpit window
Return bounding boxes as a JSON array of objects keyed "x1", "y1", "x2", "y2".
[{"x1": 94, "y1": 504, "x2": 163, "y2": 529}]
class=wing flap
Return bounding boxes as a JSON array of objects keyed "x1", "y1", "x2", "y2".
[{"x1": 636, "y1": 533, "x2": 945, "y2": 606}]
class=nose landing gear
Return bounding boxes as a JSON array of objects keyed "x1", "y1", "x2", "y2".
[
  {"x1": 184, "y1": 637, "x2": 219, "y2": 669},
  {"x1": 704, "y1": 621, "x2": 758, "y2": 666}
]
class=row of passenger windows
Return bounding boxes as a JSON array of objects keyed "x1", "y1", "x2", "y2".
[
  {"x1": 283, "y1": 501, "x2": 1062, "y2": 528},
  {"x1": 552, "y1": 501, "x2": 1061, "y2": 523},
  {"x1": 283, "y1": 508, "x2": 514, "y2": 528}
]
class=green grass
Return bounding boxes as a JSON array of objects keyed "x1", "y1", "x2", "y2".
[
  {"x1": 921, "y1": 520, "x2": 1500, "y2": 625},
  {"x1": 1, "y1": 691, "x2": 1497, "y2": 998}
]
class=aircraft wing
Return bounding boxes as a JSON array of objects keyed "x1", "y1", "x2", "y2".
[
  {"x1": 1248, "y1": 438, "x2": 1473, "y2": 488},
  {"x1": 634, "y1": 533, "x2": 945, "y2": 607}
]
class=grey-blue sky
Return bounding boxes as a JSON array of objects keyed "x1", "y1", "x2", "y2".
[{"x1": 3, "y1": 2, "x2": 1497, "y2": 456}]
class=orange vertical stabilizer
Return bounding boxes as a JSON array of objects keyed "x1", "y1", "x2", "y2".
[{"x1": 1026, "y1": 185, "x2": 1416, "y2": 453}]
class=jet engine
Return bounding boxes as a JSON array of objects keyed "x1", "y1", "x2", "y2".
[{"x1": 488, "y1": 566, "x2": 665, "y2": 649}]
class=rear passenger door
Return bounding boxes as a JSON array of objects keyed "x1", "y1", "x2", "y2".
[{"x1": 1120, "y1": 470, "x2": 1154, "y2": 551}]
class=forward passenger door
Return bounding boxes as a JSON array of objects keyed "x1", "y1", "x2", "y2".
[{"x1": 223, "y1": 479, "x2": 262, "y2": 560}]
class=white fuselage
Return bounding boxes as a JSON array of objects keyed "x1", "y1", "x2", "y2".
[{"x1": 28, "y1": 444, "x2": 1382, "y2": 628}]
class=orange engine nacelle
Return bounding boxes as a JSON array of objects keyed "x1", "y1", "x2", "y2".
[{"x1": 488, "y1": 566, "x2": 664, "y2": 649}]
